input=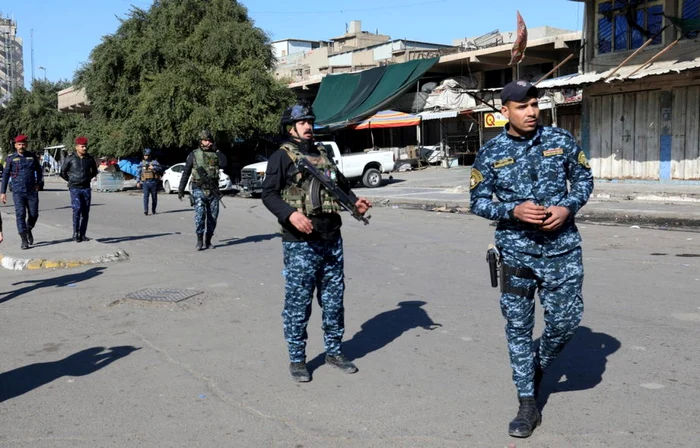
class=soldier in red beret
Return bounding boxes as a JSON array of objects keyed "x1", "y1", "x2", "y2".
[
  {"x1": 60, "y1": 136, "x2": 98, "y2": 242},
  {"x1": 0, "y1": 135, "x2": 43, "y2": 249}
]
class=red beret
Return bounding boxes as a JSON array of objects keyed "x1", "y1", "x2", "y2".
[
  {"x1": 75, "y1": 136, "x2": 88, "y2": 145},
  {"x1": 14, "y1": 134, "x2": 28, "y2": 143}
]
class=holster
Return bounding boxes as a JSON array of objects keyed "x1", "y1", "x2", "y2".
[{"x1": 500, "y1": 264, "x2": 536, "y2": 298}]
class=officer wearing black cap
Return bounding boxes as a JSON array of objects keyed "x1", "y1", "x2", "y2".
[{"x1": 470, "y1": 80, "x2": 594, "y2": 438}]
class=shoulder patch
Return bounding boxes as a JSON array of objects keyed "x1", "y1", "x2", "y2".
[
  {"x1": 543, "y1": 147, "x2": 564, "y2": 157},
  {"x1": 577, "y1": 151, "x2": 591, "y2": 169},
  {"x1": 470, "y1": 169, "x2": 484, "y2": 190},
  {"x1": 493, "y1": 157, "x2": 515, "y2": 169}
]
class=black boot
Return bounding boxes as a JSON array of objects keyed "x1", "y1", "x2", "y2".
[
  {"x1": 205, "y1": 233, "x2": 213, "y2": 249},
  {"x1": 195, "y1": 234, "x2": 204, "y2": 251},
  {"x1": 20, "y1": 233, "x2": 29, "y2": 250},
  {"x1": 26, "y1": 229, "x2": 34, "y2": 245},
  {"x1": 76, "y1": 234, "x2": 83, "y2": 243},
  {"x1": 289, "y1": 361, "x2": 311, "y2": 382},
  {"x1": 73, "y1": 231, "x2": 78, "y2": 241},
  {"x1": 325, "y1": 354, "x2": 358, "y2": 374},
  {"x1": 508, "y1": 397, "x2": 541, "y2": 438},
  {"x1": 80, "y1": 234, "x2": 91, "y2": 242}
]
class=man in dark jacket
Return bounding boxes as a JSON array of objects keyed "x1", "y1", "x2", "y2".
[
  {"x1": 60, "y1": 136, "x2": 98, "y2": 242},
  {"x1": 1, "y1": 134, "x2": 43, "y2": 249},
  {"x1": 262, "y1": 103, "x2": 371, "y2": 382}
]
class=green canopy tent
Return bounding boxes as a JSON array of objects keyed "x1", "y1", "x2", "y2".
[{"x1": 313, "y1": 58, "x2": 438, "y2": 131}]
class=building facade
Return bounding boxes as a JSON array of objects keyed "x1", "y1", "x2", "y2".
[
  {"x1": 0, "y1": 16, "x2": 24, "y2": 106},
  {"x1": 571, "y1": 0, "x2": 700, "y2": 181}
]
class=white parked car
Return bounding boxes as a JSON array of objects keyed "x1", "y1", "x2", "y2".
[
  {"x1": 161, "y1": 162, "x2": 235, "y2": 194},
  {"x1": 239, "y1": 141, "x2": 395, "y2": 195}
]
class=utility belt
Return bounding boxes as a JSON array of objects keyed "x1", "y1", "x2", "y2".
[{"x1": 486, "y1": 244, "x2": 537, "y2": 298}]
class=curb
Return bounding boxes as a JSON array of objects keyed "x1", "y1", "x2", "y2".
[
  {"x1": 366, "y1": 197, "x2": 700, "y2": 230},
  {"x1": 0, "y1": 249, "x2": 130, "y2": 271}
]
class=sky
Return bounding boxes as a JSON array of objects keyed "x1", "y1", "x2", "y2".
[{"x1": 3, "y1": 0, "x2": 584, "y2": 89}]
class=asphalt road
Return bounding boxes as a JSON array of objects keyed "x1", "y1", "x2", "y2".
[{"x1": 1, "y1": 187, "x2": 699, "y2": 447}]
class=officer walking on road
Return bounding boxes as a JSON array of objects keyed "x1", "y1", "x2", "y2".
[
  {"x1": 470, "y1": 81, "x2": 594, "y2": 438},
  {"x1": 60, "y1": 136, "x2": 98, "y2": 242},
  {"x1": 136, "y1": 148, "x2": 163, "y2": 215},
  {"x1": 0, "y1": 135, "x2": 44, "y2": 250},
  {"x1": 262, "y1": 102, "x2": 371, "y2": 383},
  {"x1": 178, "y1": 130, "x2": 226, "y2": 251}
]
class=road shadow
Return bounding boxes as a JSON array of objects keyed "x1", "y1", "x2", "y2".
[
  {"x1": 0, "y1": 267, "x2": 106, "y2": 305},
  {"x1": 158, "y1": 208, "x2": 191, "y2": 214},
  {"x1": 307, "y1": 300, "x2": 441, "y2": 374},
  {"x1": 97, "y1": 232, "x2": 178, "y2": 244},
  {"x1": 44, "y1": 204, "x2": 104, "y2": 211},
  {"x1": 0, "y1": 346, "x2": 141, "y2": 402},
  {"x1": 31, "y1": 237, "x2": 76, "y2": 248},
  {"x1": 537, "y1": 326, "x2": 621, "y2": 410},
  {"x1": 217, "y1": 233, "x2": 279, "y2": 247}
]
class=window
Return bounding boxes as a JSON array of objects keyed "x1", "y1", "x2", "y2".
[
  {"x1": 682, "y1": 0, "x2": 700, "y2": 37},
  {"x1": 596, "y1": 0, "x2": 663, "y2": 54}
]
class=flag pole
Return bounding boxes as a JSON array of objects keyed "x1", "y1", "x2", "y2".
[
  {"x1": 535, "y1": 53, "x2": 575, "y2": 85},
  {"x1": 623, "y1": 35, "x2": 683, "y2": 79},
  {"x1": 604, "y1": 27, "x2": 667, "y2": 80}
]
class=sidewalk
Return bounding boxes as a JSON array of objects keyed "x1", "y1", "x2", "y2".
[
  {"x1": 359, "y1": 166, "x2": 700, "y2": 229},
  {"x1": 0, "y1": 210, "x2": 128, "y2": 270}
]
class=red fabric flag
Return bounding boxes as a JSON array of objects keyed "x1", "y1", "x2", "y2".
[{"x1": 509, "y1": 11, "x2": 528, "y2": 66}]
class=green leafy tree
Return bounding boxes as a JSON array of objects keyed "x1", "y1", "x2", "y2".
[
  {"x1": 0, "y1": 79, "x2": 78, "y2": 156},
  {"x1": 76, "y1": 0, "x2": 294, "y2": 157}
]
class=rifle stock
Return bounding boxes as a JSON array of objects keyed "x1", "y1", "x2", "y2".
[{"x1": 196, "y1": 166, "x2": 226, "y2": 209}]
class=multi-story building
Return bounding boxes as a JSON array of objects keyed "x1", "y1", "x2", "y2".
[
  {"x1": 273, "y1": 20, "x2": 457, "y2": 89},
  {"x1": 0, "y1": 16, "x2": 24, "y2": 106},
  {"x1": 543, "y1": 0, "x2": 700, "y2": 182}
]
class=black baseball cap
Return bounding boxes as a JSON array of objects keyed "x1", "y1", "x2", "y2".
[{"x1": 500, "y1": 80, "x2": 539, "y2": 104}]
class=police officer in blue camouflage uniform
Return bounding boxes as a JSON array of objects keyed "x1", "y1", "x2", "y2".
[
  {"x1": 136, "y1": 148, "x2": 163, "y2": 215},
  {"x1": 60, "y1": 136, "x2": 98, "y2": 242},
  {"x1": 178, "y1": 130, "x2": 226, "y2": 250},
  {"x1": 470, "y1": 80, "x2": 594, "y2": 438},
  {"x1": 262, "y1": 102, "x2": 371, "y2": 382},
  {"x1": 1, "y1": 134, "x2": 43, "y2": 250}
]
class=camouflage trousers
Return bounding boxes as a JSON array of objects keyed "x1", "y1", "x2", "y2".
[
  {"x1": 142, "y1": 181, "x2": 158, "y2": 213},
  {"x1": 282, "y1": 238, "x2": 345, "y2": 363},
  {"x1": 499, "y1": 246, "x2": 584, "y2": 398},
  {"x1": 69, "y1": 187, "x2": 91, "y2": 236},
  {"x1": 192, "y1": 188, "x2": 219, "y2": 235},
  {"x1": 13, "y1": 191, "x2": 39, "y2": 234}
]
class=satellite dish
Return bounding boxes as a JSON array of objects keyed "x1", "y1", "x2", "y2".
[{"x1": 421, "y1": 82, "x2": 438, "y2": 93}]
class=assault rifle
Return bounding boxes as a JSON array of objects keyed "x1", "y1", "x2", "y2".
[
  {"x1": 297, "y1": 157, "x2": 370, "y2": 225},
  {"x1": 196, "y1": 166, "x2": 226, "y2": 209}
]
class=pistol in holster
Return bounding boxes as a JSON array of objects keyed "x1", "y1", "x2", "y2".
[{"x1": 486, "y1": 244, "x2": 536, "y2": 298}]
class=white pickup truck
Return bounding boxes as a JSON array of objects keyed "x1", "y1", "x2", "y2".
[{"x1": 239, "y1": 141, "x2": 395, "y2": 195}]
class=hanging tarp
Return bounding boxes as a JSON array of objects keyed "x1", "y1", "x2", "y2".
[
  {"x1": 352, "y1": 110, "x2": 421, "y2": 130},
  {"x1": 313, "y1": 57, "x2": 438, "y2": 130}
]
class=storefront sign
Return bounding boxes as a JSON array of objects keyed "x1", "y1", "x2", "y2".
[{"x1": 484, "y1": 112, "x2": 508, "y2": 128}]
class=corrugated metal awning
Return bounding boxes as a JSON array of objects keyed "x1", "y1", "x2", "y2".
[
  {"x1": 418, "y1": 110, "x2": 459, "y2": 120},
  {"x1": 536, "y1": 55, "x2": 700, "y2": 88}
]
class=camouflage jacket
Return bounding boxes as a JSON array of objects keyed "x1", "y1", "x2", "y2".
[{"x1": 469, "y1": 125, "x2": 594, "y2": 256}]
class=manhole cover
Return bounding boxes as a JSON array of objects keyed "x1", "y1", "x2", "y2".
[{"x1": 125, "y1": 288, "x2": 203, "y2": 303}]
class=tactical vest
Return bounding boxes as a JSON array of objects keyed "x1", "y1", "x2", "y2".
[
  {"x1": 191, "y1": 148, "x2": 219, "y2": 187},
  {"x1": 140, "y1": 161, "x2": 155, "y2": 181},
  {"x1": 281, "y1": 142, "x2": 342, "y2": 216}
]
